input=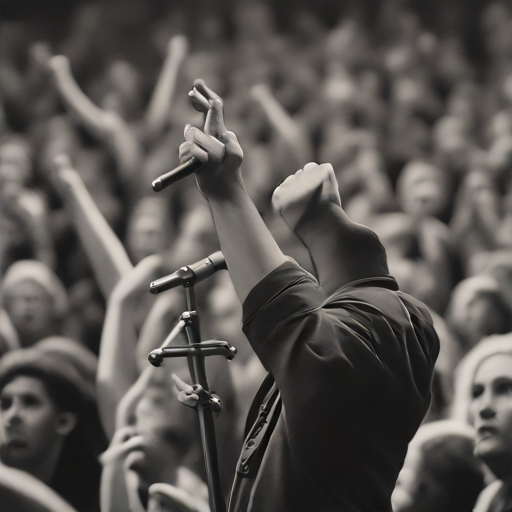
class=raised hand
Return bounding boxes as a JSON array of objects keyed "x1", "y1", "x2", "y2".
[
  {"x1": 47, "y1": 55, "x2": 143, "y2": 192},
  {"x1": 179, "y1": 81, "x2": 243, "y2": 198},
  {"x1": 179, "y1": 80, "x2": 286, "y2": 303},
  {"x1": 272, "y1": 162, "x2": 342, "y2": 231},
  {"x1": 172, "y1": 373, "x2": 200, "y2": 408},
  {"x1": 51, "y1": 154, "x2": 133, "y2": 300},
  {"x1": 188, "y1": 78, "x2": 219, "y2": 116},
  {"x1": 251, "y1": 83, "x2": 313, "y2": 166}
]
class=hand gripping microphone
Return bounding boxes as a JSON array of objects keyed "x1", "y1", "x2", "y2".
[
  {"x1": 149, "y1": 251, "x2": 227, "y2": 294},
  {"x1": 152, "y1": 156, "x2": 203, "y2": 192}
]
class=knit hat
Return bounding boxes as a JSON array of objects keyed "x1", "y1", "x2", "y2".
[
  {"x1": 0, "y1": 345, "x2": 96, "y2": 413},
  {"x1": 2, "y1": 260, "x2": 68, "y2": 319},
  {"x1": 35, "y1": 336, "x2": 97, "y2": 387}
]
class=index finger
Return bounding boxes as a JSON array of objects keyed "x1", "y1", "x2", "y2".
[
  {"x1": 193, "y1": 79, "x2": 221, "y2": 104},
  {"x1": 188, "y1": 87, "x2": 211, "y2": 113},
  {"x1": 204, "y1": 98, "x2": 227, "y2": 138}
]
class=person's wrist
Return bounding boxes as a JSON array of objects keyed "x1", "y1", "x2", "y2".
[
  {"x1": 292, "y1": 201, "x2": 339, "y2": 241},
  {"x1": 198, "y1": 168, "x2": 245, "y2": 201}
]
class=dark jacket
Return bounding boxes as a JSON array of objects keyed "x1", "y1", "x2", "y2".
[{"x1": 228, "y1": 262, "x2": 439, "y2": 512}]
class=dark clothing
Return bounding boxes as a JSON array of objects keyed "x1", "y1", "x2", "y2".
[{"x1": 228, "y1": 262, "x2": 439, "y2": 512}]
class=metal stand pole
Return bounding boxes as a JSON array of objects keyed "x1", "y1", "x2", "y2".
[
  {"x1": 183, "y1": 285, "x2": 225, "y2": 512},
  {"x1": 148, "y1": 283, "x2": 236, "y2": 512}
]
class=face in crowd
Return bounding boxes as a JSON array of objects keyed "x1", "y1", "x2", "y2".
[
  {"x1": 0, "y1": 375, "x2": 76, "y2": 481},
  {"x1": 4, "y1": 280, "x2": 56, "y2": 345},
  {"x1": 470, "y1": 353, "x2": 512, "y2": 479},
  {"x1": 127, "y1": 377, "x2": 199, "y2": 490}
]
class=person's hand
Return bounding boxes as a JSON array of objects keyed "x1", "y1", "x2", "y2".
[
  {"x1": 172, "y1": 373, "x2": 200, "y2": 408},
  {"x1": 111, "y1": 254, "x2": 164, "y2": 304},
  {"x1": 99, "y1": 426, "x2": 146, "y2": 467},
  {"x1": 179, "y1": 80, "x2": 243, "y2": 199},
  {"x1": 51, "y1": 153, "x2": 82, "y2": 200},
  {"x1": 28, "y1": 41, "x2": 53, "y2": 73},
  {"x1": 272, "y1": 162, "x2": 341, "y2": 231}
]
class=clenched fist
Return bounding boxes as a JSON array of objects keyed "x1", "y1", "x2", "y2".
[{"x1": 272, "y1": 162, "x2": 341, "y2": 231}]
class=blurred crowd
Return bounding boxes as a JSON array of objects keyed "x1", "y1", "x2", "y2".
[{"x1": 1, "y1": 0, "x2": 512, "y2": 511}]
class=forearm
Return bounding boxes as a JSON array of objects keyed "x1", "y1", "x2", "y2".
[
  {"x1": 136, "y1": 290, "x2": 179, "y2": 371},
  {"x1": 49, "y1": 57, "x2": 142, "y2": 185},
  {"x1": 293, "y1": 202, "x2": 389, "y2": 294},
  {"x1": 206, "y1": 183, "x2": 286, "y2": 304},
  {"x1": 293, "y1": 203, "x2": 349, "y2": 282},
  {"x1": 97, "y1": 297, "x2": 139, "y2": 438},
  {"x1": 100, "y1": 461, "x2": 130, "y2": 512},
  {"x1": 115, "y1": 366, "x2": 154, "y2": 431},
  {"x1": 56, "y1": 161, "x2": 133, "y2": 299},
  {"x1": 251, "y1": 84, "x2": 312, "y2": 164},
  {"x1": 145, "y1": 35, "x2": 188, "y2": 144},
  {"x1": 49, "y1": 56, "x2": 111, "y2": 138}
]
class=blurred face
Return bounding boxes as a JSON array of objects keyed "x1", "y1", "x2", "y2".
[
  {"x1": 0, "y1": 376, "x2": 63, "y2": 472},
  {"x1": 129, "y1": 385, "x2": 192, "y2": 486},
  {"x1": 171, "y1": 209, "x2": 217, "y2": 268},
  {"x1": 0, "y1": 142, "x2": 31, "y2": 187},
  {"x1": 127, "y1": 213, "x2": 167, "y2": 263},
  {"x1": 470, "y1": 354, "x2": 512, "y2": 475},
  {"x1": 4, "y1": 280, "x2": 55, "y2": 340},
  {"x1": 400, "y1": 176, "x2": 446, "y2": 218},
  {"x1": 455, "y1": 294, "x2": 508, "y2": 349},
  {"x1": 488, "y1": 263, "x2": 512, "y2": 309}
]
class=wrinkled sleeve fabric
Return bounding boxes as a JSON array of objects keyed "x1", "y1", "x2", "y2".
[
  {"x1": 242, "y1": 262, "x2": 386, "y2": 422},
  {"x1": 240, "y1": 262, "x2": 439, "y2": 511}
]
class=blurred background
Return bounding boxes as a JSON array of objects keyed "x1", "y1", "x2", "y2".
[{"x1": 2, "y1": 1, "x2": 512, "y2": 511}]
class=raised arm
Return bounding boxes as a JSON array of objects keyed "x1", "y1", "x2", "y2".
[
  {"x1": 272, "y1": 162, "x2": 390, "y2": 294},
  {"x1": 179, "y1": 81, "x2": 287, "y2": 303},
  {"x1": 52, "y1": 154, "x2": 133, "y2": 300},
  {"x1": 251, "y1": 83, "x2": 313, "y2": 166},
  {"x1": 96, "y1": 254, "x2": 162, "y2": 438},
  {"x1": 144, "y1": 35, "x2": 189, "y2": 145},
  {"x1": 47, "y1": 56, "x2": 143, "y2": 188}
]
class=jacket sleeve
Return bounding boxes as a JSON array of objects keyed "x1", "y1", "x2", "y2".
[{"x1": 242, "y1": 262, "x2": 386, "y2": 422}]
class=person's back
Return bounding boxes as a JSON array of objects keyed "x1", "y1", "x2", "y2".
[{"x1": 228, "y1": 261, "x2": 438, "y2": 511}]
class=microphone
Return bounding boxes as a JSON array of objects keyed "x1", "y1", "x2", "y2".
[
  {"x1": 152, "y1": 156, "x2": 203, "y2": 192},
  {"x1": 149, "y1": 251, "x2": 227, "y2": 294}
]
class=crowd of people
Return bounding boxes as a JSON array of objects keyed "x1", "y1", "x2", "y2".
[{"x1": 1, "y1": 0, "x2": 512, "y2": 511}]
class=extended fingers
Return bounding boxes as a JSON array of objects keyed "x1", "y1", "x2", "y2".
[
  {"x1": 184, "y1": 125, "x2": 225, "y2": 160},
  {"x1": 172, "y1": 373, "x2": 194, "y2": 393},
  {"x1": 188, "y1": 87, "x2": 211, "y2": 113},
  {"x1": 218, "y1": 130, "x2": 244, "y2": 163},
  {"x1": 324, "y1": 163, "x2": 339, "y2": 188},
  {"x1": 204, "y1": 98, "x2": 228, "y2": 137},
  {"x1": 188, "y1": 80, "x2": 228, "y2": 138},
  {"x1": 193, "y1": 79, "x2": 220, "y2": 103},
  {"x1": 177, "y1": 390, "x2": 199, "y2": 406},
  {"x1": 188, "y1": 78, "x2": 221, "y2": 115},
  {"x1": 172, "y1": 375, "x2": 201, "y2": 408}
]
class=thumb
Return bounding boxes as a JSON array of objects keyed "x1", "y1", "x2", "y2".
[
  {"x1": 324, "y1": 164, "x2": 342, "y2": 206},
  {"x1": 204, "y1": 98, "x2": 227, "y2": 137},
  {"x1": 193, "y1": 78, "x2": 219, "y2": 102}
]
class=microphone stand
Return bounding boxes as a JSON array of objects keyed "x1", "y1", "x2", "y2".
[{"x1": 148, "y1": 275, "x2": 236, "y2": 512}]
